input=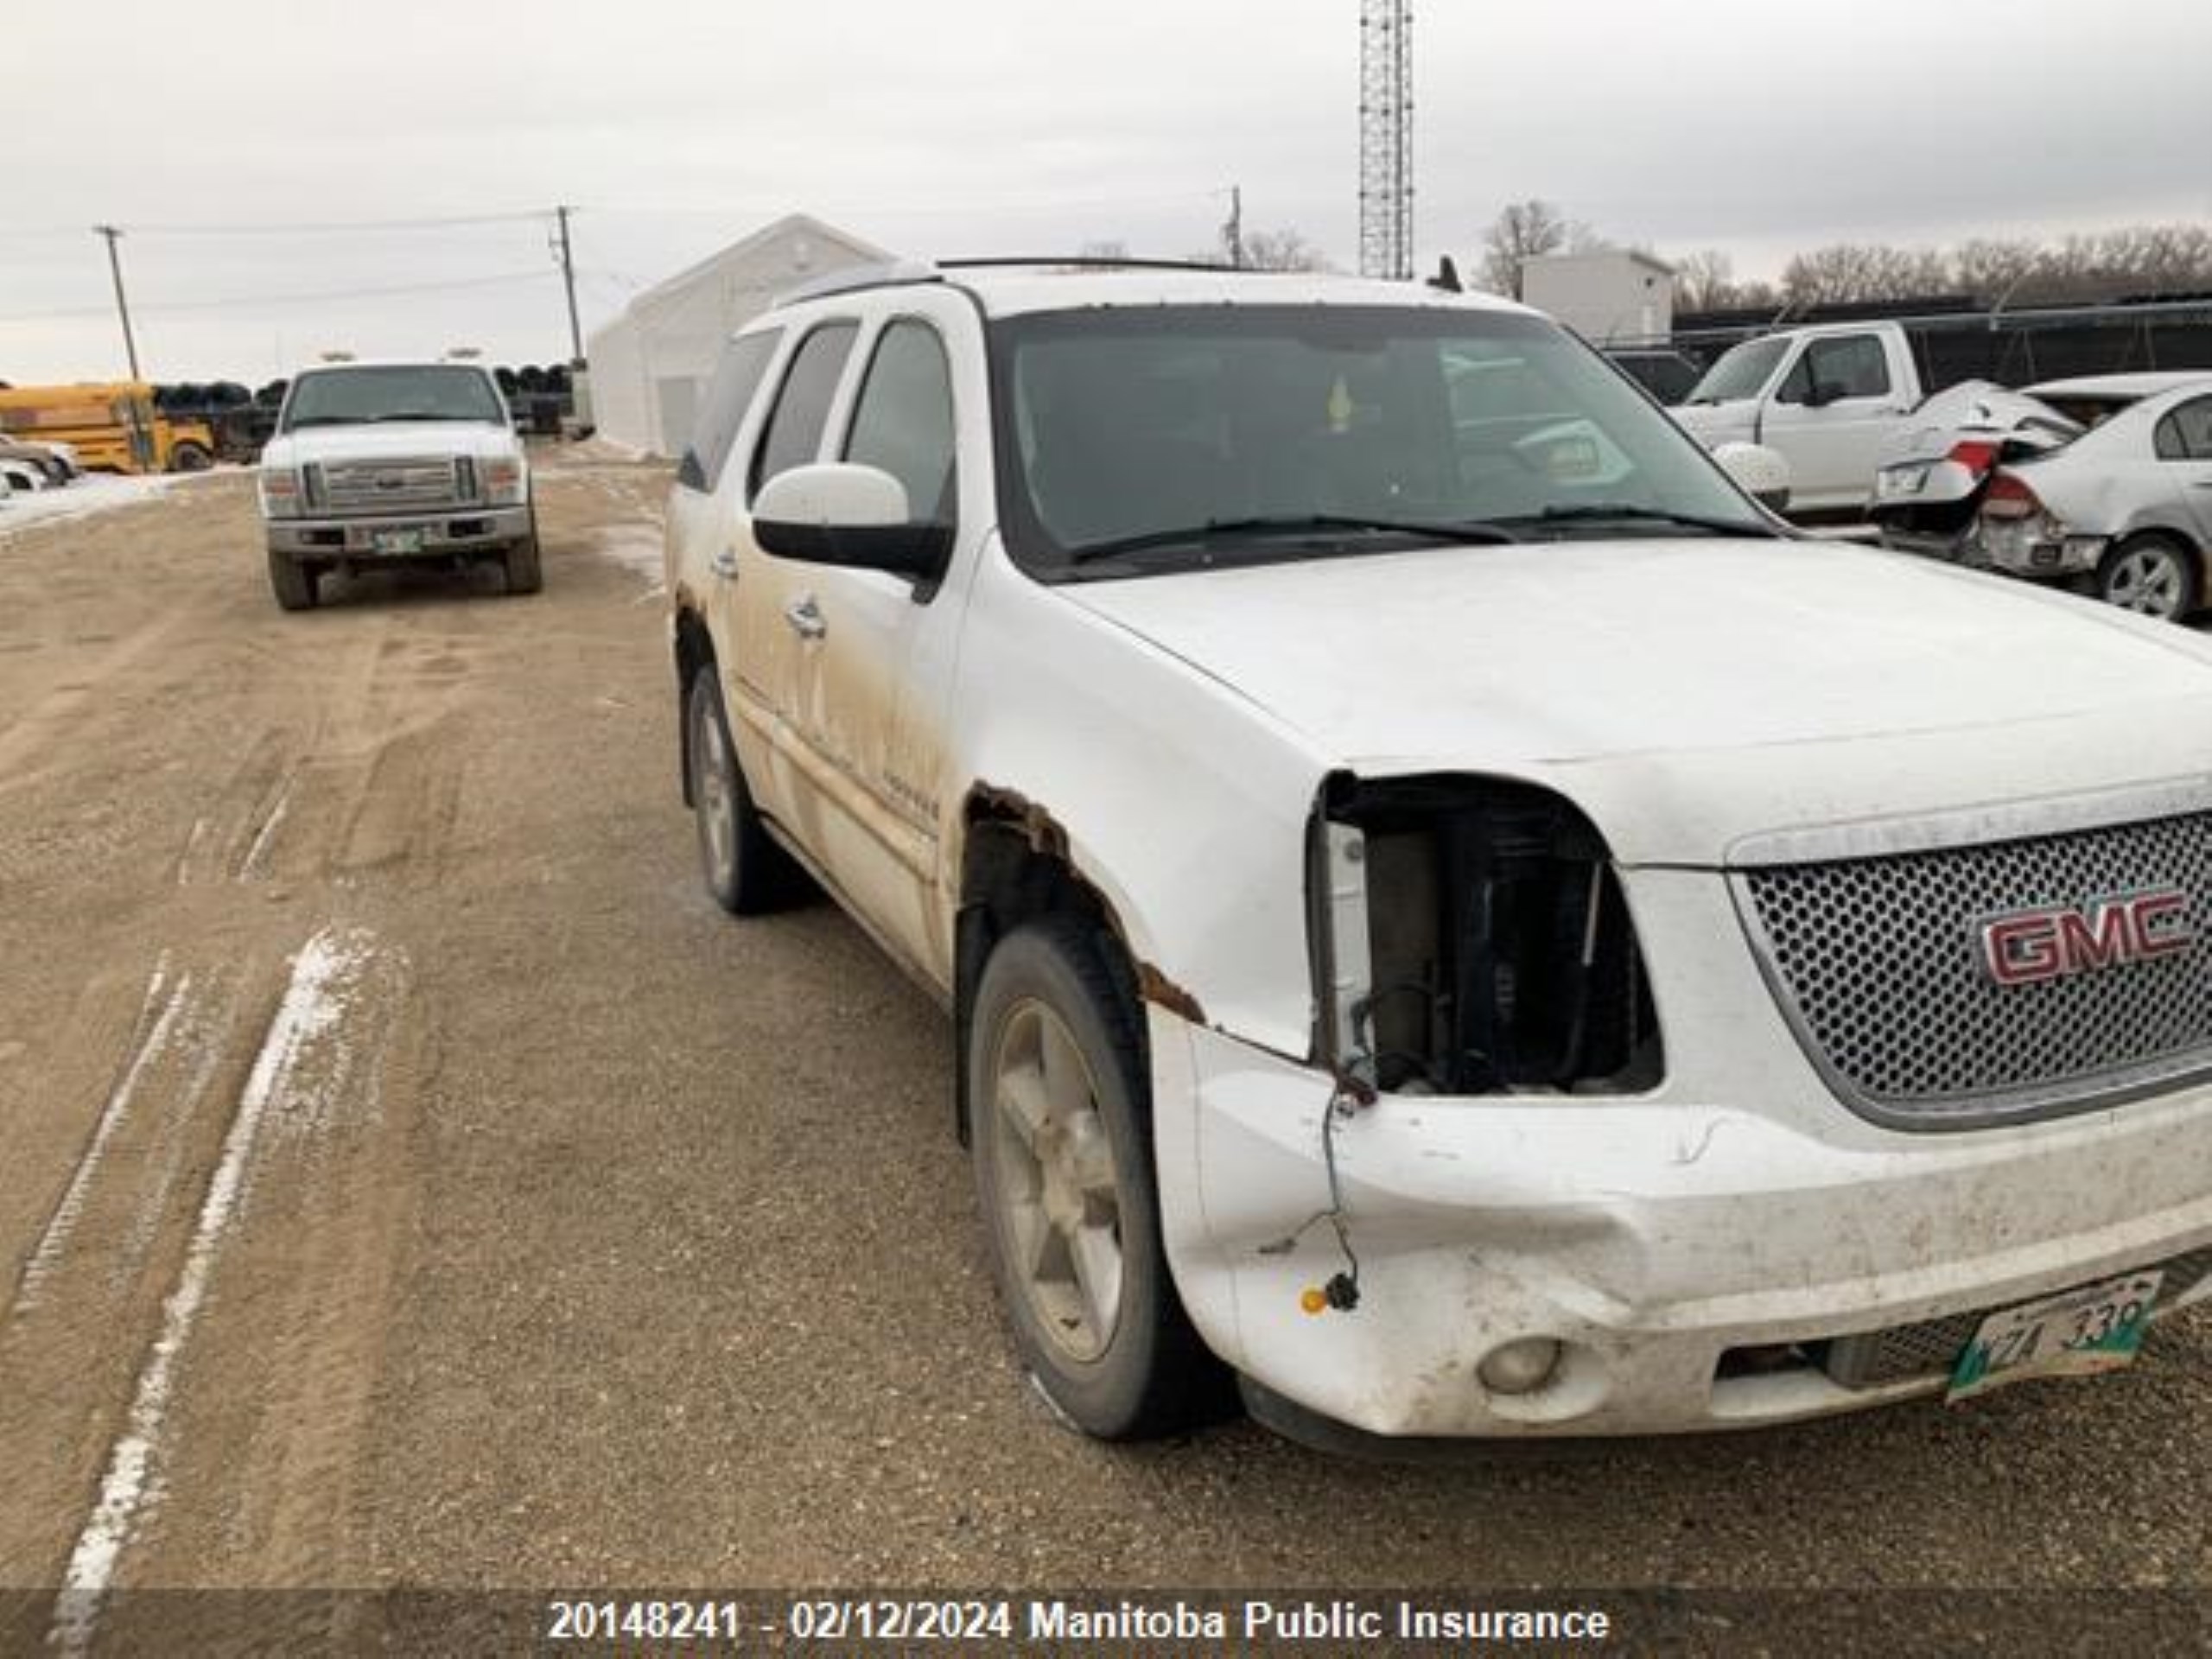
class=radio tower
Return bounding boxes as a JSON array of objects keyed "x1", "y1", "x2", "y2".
[{"x1": 1358, "y1": 0, "x2": 1414, "y2": 280}]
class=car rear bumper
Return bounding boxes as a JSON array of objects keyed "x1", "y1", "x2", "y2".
[
  {"x1": 267, "y1": 505, "x2": 531, "y2": 558},
  {"x1": 1154, "y1": 1016, "x2": 2212, "y2": 1440}
]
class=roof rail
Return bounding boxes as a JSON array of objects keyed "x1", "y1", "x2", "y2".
[
  {"x1": 937, "y1": 257, "x2": 1240, "y2": 274},
  {"x1": 773, "y1": 258, "x2": 944, "y2": 308}
]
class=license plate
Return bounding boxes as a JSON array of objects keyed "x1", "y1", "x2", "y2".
[
  {"x1": 1947, "y1": 1269, "x2": 2163, "y2": 1403},
  {"x1": 371, "y1": 528, "x2": 426, "y2": 555},
  {"x1": 1877, "y1": 463, "x2": 1929, "y2": 499}
]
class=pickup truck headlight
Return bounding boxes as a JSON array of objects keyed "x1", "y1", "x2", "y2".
[
  {"x1": 1310, "y1": 775, "x2": 1663, "y2": 1096},
  {"x1": 258, "y1": 467, "x2": 303, "y2": 518},
  {"x1": 483, "y1": 455, "x2": 526, "y2": 506}
]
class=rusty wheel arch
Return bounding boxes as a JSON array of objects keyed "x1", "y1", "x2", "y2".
[{"x1": 950, "y1": 785, "x2": 1206, "y2": 1145}]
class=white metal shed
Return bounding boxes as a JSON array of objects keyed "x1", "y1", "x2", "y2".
[{"x1": 583, "y1": 214, "x2": 894, "y2": 457}]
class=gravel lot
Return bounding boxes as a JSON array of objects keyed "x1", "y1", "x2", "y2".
[{"x1": 2, "y1": 455, "x2": 2209, "y2": 1647}]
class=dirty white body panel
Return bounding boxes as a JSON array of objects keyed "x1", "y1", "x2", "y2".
[{"x1": 668, "y1": 269, "x2": 2212, "y2": 1440}]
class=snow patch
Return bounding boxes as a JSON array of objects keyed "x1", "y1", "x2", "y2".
[
  {"x1": 594, "y1": 523, "x2": 665, "y2": 590},
  {"x1": 10, "y1": 959, "x2": 181, "y2": 1319},
  {"x1": 0, "y1": 472, "x2": 208, "y2": 541},
  {"x1": 49, "y1": 928, "x2": 380, "y2": 1656}
]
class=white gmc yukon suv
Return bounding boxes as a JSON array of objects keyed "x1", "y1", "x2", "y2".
[
  {"x1": 257, "y1": 360, "x2": 539, "y2": 610},
  {"x1": 664, "y1": 261, "x2": 2212, "y2": 1450}
]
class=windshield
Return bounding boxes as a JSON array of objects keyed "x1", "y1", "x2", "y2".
[
  {"x1": 991, "y1": 304, "x2": 1770, "y2": 577},
  {"x1": 281, "y1": 366, "x2": 506, "y2": 431},
  {"x1": 1685, "y1": 336, "x2": 1789, "y2": 406}
]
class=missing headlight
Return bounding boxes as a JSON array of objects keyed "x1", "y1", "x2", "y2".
[{"x1": 1312, "y1": 775, "x2": 1662, "y2": 1096}]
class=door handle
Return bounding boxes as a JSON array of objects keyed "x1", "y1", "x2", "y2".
[
  {"x1": 710, "y1": 547, "x2": 739, "y2": 579},
  {"x1": 783, "y1": 593, "x2": 827, "y2": 640}
]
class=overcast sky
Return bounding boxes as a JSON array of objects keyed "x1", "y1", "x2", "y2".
[{"x1": 4, "y1": 0, "x2": 2207, "y2": 383}]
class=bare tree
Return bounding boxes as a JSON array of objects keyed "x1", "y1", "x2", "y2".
[
  {"x1": 1240, "y1": 226, "x2": 1333, "y2": 272},
  {"x1": 1780, "y1": 243, "x2": 1949, "y2": 306},
  {"x1": 1479, "y1": 200, "x2": 1576, "y2": 299},
  {"x1": 1670, "y1": 249, "x2": 1737, "y2": 313}
]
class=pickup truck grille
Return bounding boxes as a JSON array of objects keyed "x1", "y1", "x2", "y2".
[
  {"x1": 315, "y1": 456, "x2": 466, "y2": 514},
  {"x1": 1738, "y1": 810, "x2": 2212, "y2": 1126}
]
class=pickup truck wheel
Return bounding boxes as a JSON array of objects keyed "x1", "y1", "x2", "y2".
[
  {"x1": 969, "y1": 920, "x2": 1223, "y2": 1440},
  {"x1": 267, "y1": 550, "x2": 318, "y2": 612},
  {"x1": 685, "y1": 671, "x2": 802, "y2": 913},
  {"x1": 502, "y1": 526, "x2": 543, "y2": 595},
  {"x1": 2098, "y1": 536, "x2": 2198, "y2": 620}
]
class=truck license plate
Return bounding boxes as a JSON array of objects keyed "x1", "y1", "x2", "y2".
[
  {"x1": 1947, "y1": 1269, "x2": 2163, "y2": 1403},
  {"x1": 372, "y1": 529, "x2": 426, "y2": 555}
]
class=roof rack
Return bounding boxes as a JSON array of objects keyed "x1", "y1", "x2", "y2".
[
  {"x1": 773, "y1": 259, "x2": 944, "y2": 308},
  {"x1": 772, "y1": 254, "x2": 1253, "y2": 310},
  {"x1": 936, "y1": 257, "x2": 1241, "y2": 274}
]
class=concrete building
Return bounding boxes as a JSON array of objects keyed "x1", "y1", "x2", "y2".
[
  {"x1": 1521, "y1": 250, "x2": 1675, "y2": 345},
  {"x1": 583, "y1": 213, "x2": 893, "y2": 456}
]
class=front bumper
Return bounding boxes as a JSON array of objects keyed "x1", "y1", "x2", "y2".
[
  {"x1": 1152, "y1": 853, "x2": 2212, "y2": 1442},
  {"x1": 266, "y1": 504, "x2": 531, "y2": 559}
]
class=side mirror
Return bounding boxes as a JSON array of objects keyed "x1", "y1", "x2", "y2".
[
  {"x1": 1713, "y1": 442, "x2": 1792, "y2": 515},
  {"x1": 753, "y1": 463, "x2": 949, "y2": 577}
]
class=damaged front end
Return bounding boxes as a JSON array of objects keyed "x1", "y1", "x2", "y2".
[{"x1": 1308, "y1": 773, "x2": 1663, "y2": 1099}]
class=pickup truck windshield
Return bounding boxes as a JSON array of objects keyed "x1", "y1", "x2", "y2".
[
  {"x1": 1684, "y1": 337, "x2": 1789, "y2": 406},
  {"x1": 282, "y1": 366, "x2": 505, "y2": 432},
  {"x1": 992, "y1": 304, "x2": 1770, "y2": 577}
]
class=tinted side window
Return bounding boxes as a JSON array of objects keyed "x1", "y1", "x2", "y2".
[
  {"x1": 2157, "y1": 397, "x2": 2212, "y2": 461},
  {"x1": 843, "y1": 321, "x2": 957, "y2": 525},
  {"x1": 677, "y1": 331, "x2": 780, "y2": 492},
  {"x1": 750, "y1": 322, "x2": 859, "y2": 497}
]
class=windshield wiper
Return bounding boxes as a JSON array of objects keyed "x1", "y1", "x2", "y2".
[
  {"x1": 1065, "y1": 512, "x2": 1519, "y2": 566},
  {"x1": 1505, "y1": 504, "x2": 1777, "y2": 539}
]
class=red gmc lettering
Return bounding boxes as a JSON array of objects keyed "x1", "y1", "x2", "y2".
[{"x1": 1980, "y1": 890, "x2": 2195, "y2": 987}]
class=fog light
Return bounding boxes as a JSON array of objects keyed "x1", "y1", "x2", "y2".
[{"x1": 1478, "y1": 1337, "x2": 1563, "y2": 1396}]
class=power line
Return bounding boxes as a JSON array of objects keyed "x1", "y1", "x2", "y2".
[
  {"x1": 0, "y1": 268, "x2": 556, "y2": 325},
  {"x1": 58, "y1": 210, "x2": 551, "y2": 238}
]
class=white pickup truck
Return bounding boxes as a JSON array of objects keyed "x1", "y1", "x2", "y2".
[
  {"x1": 257, "y1": 360, "x2": 540, "y2": 610},
  {"x1": 1673, "y1": 321, "x2": 1926, "y2": 513},
  {"x1": 666, "y1": 262, "x2": 2212, "y2": 1452}
]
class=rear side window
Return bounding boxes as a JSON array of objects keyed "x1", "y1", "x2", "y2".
[
  {"x1": 842, "y1": 321, "x2": 957, "y2": 525},
  {"x1": 750, "y1": 322, "x2": 859, "y2": 498},
  {"x1": 2155, "y1": 397, "x2": 2212, "y2": 461},
  {"x1": 677, "y1": 331, "x2": 780, "y2": 493}
]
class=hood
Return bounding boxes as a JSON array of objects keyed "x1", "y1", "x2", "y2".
[
  {"x1": 1064, "y1": 539, "x2": 2212, "y2": 864},
  {"x1": 1669, "y1": 401, "x2": 1754, "y2": 446},
  {"x1": 262, "y1": 422, "x2": 519, "y2": 467}
]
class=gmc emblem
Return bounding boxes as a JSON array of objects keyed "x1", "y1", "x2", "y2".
[{"x1": 1978, "y1": 889, "x2": 2194, "y2": 987}]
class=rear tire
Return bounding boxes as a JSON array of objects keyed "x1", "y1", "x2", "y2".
[
  {"x1": 267, "y1": 550, "x2": 318, "y2": 612},
  {"x1": 684, "y1": 671, "x2": 804, "y2": 914},
  {"x1": 2098, "y1": 536, "x2": 2199, "y2": 621},
  {"x1": 169, "y1": 442, "x2": 213, "y2": 474},
  {"x1": 968, "y1": 918, "x2": 1229, "y2": 1440}
]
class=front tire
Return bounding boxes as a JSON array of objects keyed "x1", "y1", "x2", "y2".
[
  {"x1": 502, "y1": 530, "x2": 543, "y2": 595},
  {"x1": 2098, "y1": 536, "x2": 2200, "y2": 621},
  {"x1": 684, "y1": 671, "x2": 803, "y2": 914},
  {"x1": 968, "y1": 919, "x2": 1225, "y2": 1440},
  {"x1": 268, "y1": 550, "x2": 318, "y2": 612}
]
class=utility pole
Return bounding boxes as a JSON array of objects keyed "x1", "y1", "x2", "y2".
[
  {"x1": 553, "y1": 205, "x2": 584, "y2": 366},
  {"x1": 94, "y1": 225, "x2": 142, "y2": 379},
  {"x1": 1224, "y1": 185, "x2": 1245, "y2": 270}
]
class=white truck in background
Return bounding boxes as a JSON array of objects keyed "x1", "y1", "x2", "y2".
[{"x1": 1672, "y1": 321, "x2": 1924, "y2": 513}]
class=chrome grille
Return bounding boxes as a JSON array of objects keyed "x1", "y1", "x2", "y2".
[
  {"x1": 1820, "y1": 1247, "x2": 2212, "y2": 1389},
  {"x1": 1738, "y1": 810, "x2": 2212, "y2": 1125},
  {"x1": 317, "y1": 456, "x2": 462, "y2": 513}
]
